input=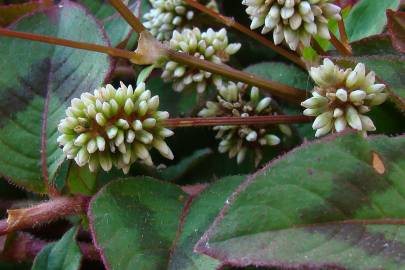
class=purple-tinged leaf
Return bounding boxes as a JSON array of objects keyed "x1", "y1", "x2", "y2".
[
  {"x1": 387, "y1": 9, "x2": 405, "y2": 54},
  {"x1": 0, "y1": 1, "x2": 113, "y2": 193},
  {"x1": 196, "y1": 131, "x2": 405, "y2": 270}
]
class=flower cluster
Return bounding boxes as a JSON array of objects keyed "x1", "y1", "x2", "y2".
[
  {"x1": 242, "y1": 0, "x2": 341, "y2": 50},
  {"x1": 143, "y1": 0, "x2": 217, "y2": 41},
  {"x1": 162, "y1": 27, "x2": 241, "y2": 93},
  {"x1": 199, "y1": 81, "x2": 283, "y2": 165},
  {"x1": 302, "y1": 58, "x2": 388, "y2": 137},
  {"x1": 57, "y1": 82, "x2": 174, "y2": 174}
]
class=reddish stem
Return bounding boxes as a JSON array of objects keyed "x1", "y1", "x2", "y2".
[
  {"x1": 163, "y1": 115, "x2": 312, "y2": 128},
  {"x1": 109, "y1": 0, "x2": 145, "y2": 33},
  {"x1": 0, "y1": 28, "x2": 136, "y2": 60},
  {"x1": 0, "y1": 232, "x2": 99, "y2": 261},
  {"x1": 0, "y1": 196, "x2": 88, "y2": 236},
  {"x1": 329, "y1": 30, "x2": 352, "y2": 56}
]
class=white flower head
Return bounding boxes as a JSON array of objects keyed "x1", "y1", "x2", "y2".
[
  {"x1": 57, "y1": 82, "x2": 174, "y2": 174},
  {"x1": 144, "y1": 0, "x2": 218, "y2": 41},
  {"x1": 199, "y1": 82, "x2": 288, "y2": 165},
  {"x1": 162, "y1": 27, "x2": 241, "y2": 93},
  {"x1": 242, "y1": 0, "x2": 341, "y2": 50},
  {"x1": 302, "y1": 58, "x2": 388, "y2": 137}
]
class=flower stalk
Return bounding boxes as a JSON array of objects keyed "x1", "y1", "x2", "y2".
[
  {"x1": 329, "y1": 30, "x2": 352, "y2": 56},
  {"x1": 163, "y1": 115, "x2": 312, "y2": 128}
]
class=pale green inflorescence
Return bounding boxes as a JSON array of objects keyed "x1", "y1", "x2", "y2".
[
  {"x1": 302, "y1": 58, "x2": 388, "y2": 137},
  {"x1": 144, "y1": 0, "x2": 218, "y2": 41},
  {"x1": 199, "y1": 81, "x2": 288, "y2": 165},
  {"x1": 57, "y1": 82, "x2": 174, "y2": 174},
  {"x1": 162, "y1": 27, "x2": 241, "y2": 93},
  {"x1": 241, "y1": 0, "x2": 341, "y2": 50}
]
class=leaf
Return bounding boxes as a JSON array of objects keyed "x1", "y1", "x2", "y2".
[
  {"x1": 137, "y1": 64, "x2": 156, "y2": 85},
  {"x1": 159, "y1": 148, "x2": 213, "y2": 182},
  {"x1": 0, "y1": 0, "x2": 52, "y2": 26},
  {"x1": 345, "y1": 0, "x2": 400, "y2": 42},
  {"x1": 32, "y1": 227, "x2": 82, "y2": 270},
  {"x1": 387, "y1": 9, "x2": 405, "y2": 54},
  {"x1": 146, "y1": 76, "x2": 199, "y2": 117},
  {"x1": 79, "y1": 0, "x2": 149, "y2": 48},
  {"x1": 88, "y1": 177, "x2": 186, "y2": 270},
  {"x1": 0, "y1": 1, "x2": 112, "y2": 193},
  {"x1": 243, "y1": 62, "x2": 312, "y2": 92},
  {"x1": 66, "y1": 164, "x2": 97, "y2": 196},
  {"x1": 168, "y1": 175, "x2": 246, "y2": 270},
  {"x1": 196, "y1": 132, "x2": 405, "y2": 270}
]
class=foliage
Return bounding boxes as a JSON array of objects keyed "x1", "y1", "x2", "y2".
[{"x1": 0, "y1": 0, "x2": 403, "y2": 270}]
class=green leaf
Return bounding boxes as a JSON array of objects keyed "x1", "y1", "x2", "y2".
[
  {"x1": 88, "y1": 177, "x2": 186, "y2": 270},
  {"x1": 168, "y1": 175, "x2": 246, "y2": 270},
  {"x1": 66, "y1": 164, "x2": 97, "y2": 196},
  {"x1": 32, "y1": 227, "x2": 82, "y2": 270},
  {"x1": 159, "y1": 148, "x2": 212, "y2": 182},
  {"x1": 243, "y1": 62, "x2": 312, "y2": 91},
  {"x1": 345, "y1": 0, "x2": 400, "y2": 42},
  {"x1": 0, "y1": 2, "x2": 112, "y2": 193},
  {"x1": 137, "y1": 65, "x2": 156, "y2": 85},
  {"x1": 196, "y1": 132, "x2": 405, "y2": 270},
  {"x1": 146, "y1": 76, "x2": 199, "y2": 117}
]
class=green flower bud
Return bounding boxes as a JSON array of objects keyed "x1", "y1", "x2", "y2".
[{"x1": 57, "y1": 82, "x2": 174, "y2": 174}]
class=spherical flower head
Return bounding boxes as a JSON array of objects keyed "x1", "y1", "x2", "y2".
[
  {"x1": 242, "y1": 0, "x2": 342, "y2": 50},
  {"x1": 302, "y1": 58, "x2": 388, "y2": 137},
  {"x1": 143, "y1": 0, "x2": 218, "y2": 41},
  {"x1": 199, "y1": 82, "x2": 287, "y2": 165},
  {"x1": 57, "y1": 82, "x2": 175, "y2": 174},
  {"x1": 162, "y1": 27, "x2": 241, "y2": 93}
]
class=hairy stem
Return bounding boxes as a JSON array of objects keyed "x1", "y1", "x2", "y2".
[
  {"x1": 0, "y1": 232, "x2": 99, "y2": 261},
  {"x1": 184, "y1": 0, "x2": 306, "y2": 69},
  {"x1": 0, "y1": 28, "x2": 136, "y2": 60},
  {"x1": 0, "y1": 196, "x2": 88, "y2": 236},
  {"x1": 163, "y1": 115, "x2": 312, "y2": 128}
]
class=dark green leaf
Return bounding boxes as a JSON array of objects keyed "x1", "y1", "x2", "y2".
[
  {"x1": 32, "y1": 227, "x2": 82, "y2": 270},
  {"x1": 66, "y1": 164, "x2": 97, "y2": 196},
  {"x1": 158, "y1": 148, "x2": 212, "y2": 182},
  {"x1": 146, "y1": 76, "x2": 199, "y2": 117},
  {"x1": 196, "y1": 132, "x2": 405, "y2": 270},
  {"x1": 0, "y1": 2, "x2": 112, "y2": 193},
  {"x1": 168, "y1": 175, "x2": 246, "y2": 270},
  {"x1": 89, "y1": 177, "x2": 186, "y2": 270}
]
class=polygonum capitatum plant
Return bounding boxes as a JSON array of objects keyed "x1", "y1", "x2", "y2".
[{"x1": 0, "y1": 0, "x2": 404, "y2": 270}]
